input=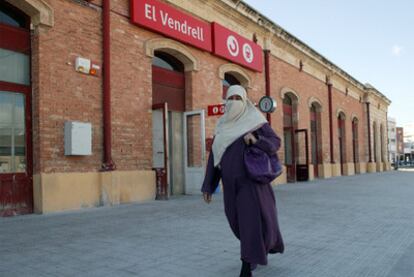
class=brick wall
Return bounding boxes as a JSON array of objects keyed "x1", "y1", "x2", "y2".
[
  {"x1": 33, "y1": 0, "x2": 103, "y2": 173},
  {"x1": 30, "y1": 0, "x2": 388, "y2": 176},
  {"x1": 267, "y1": 56, "x2": 366, "y2": 165}
]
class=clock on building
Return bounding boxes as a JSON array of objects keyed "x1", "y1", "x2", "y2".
[{"x1": 258, "y1": 96, "x2": 277, "y2": 113}]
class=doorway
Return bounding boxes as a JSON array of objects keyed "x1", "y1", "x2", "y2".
[
  {"x1": 151, "y1": 50, "x2": 206, "y2": 197},
  {"x1": 283, "y1": 95, "x2": 296, "y2": 182},
  {"x1": 152, "y1": 51, "x2": 185, "y2": 197},
  {"x1": 0, "y1": 2, "x2": 33, "y2": 216},
  {"x1": 295, "y1": 129, "x2": 309, "y2": 181},
  {"x1": 310, "y1": 103, "x2": 322, "y2": 178}
]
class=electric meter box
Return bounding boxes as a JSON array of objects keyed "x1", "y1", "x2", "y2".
[
  {"x1": 64, "y1": 121, "x2": 92, "y2": 155},
  {"x1": 75, "y1": 57, "x2": 91, "y2": 74}
]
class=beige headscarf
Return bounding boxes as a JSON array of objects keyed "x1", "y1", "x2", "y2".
[{"x1": 212, "y1": 85, "x2": 267, "y2": 166}]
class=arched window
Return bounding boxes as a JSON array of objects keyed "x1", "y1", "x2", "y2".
[
  {"x1": 222, "y1": 73, "x2": 241, "y2": 99},
  {"x1": 310, "y1": 103, "x2": 322, "y2": 178},
  {"x1": 283, "y1": 96, "x2": 292, "y2": 106},
  {"x1": 0, "y1": 2, "x2": 30, "y2": 85},
  {"x1": 283, "y1": 95, "x2": 294, "y2": 127},
  {"x1": 283, "y1": 94, "x2": 295, "y2": 182},
  {"x1": 222, "y1": 73, "x2": 240, "y2": 87},
  {"x1": 152, "y1": 51, "x2": 184, "y2": 72},
  {"x1": 151, "y1": 51, "x2": 185, "y2": 111},
  {"x1": 0, "y1": 2, "x2": 30, "y2": 28}
]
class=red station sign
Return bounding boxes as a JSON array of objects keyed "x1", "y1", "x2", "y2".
[
  {"x1": 130, "y1": 1, "x2": 263, "y2": 72},
  {"x1": 130, "y1": 0, "x2": 212, "y2": 52},
  {"x1": 207, "y1": 104, "x2": 225, "y2": 116},
  {"x1": 212, "y1": 22, "x2": 263, "y2": 72}
]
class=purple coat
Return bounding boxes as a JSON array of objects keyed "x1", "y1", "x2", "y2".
[{"x1": 202, "y1": 123, "x2": 284, "y2": 265}]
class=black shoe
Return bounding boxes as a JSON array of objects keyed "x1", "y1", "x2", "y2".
[
  {"x1": 269, "y1": 248, "x2": 278, "y2": 254},
  {"x1": 240, "y1": 260, "x2": 252, "y2": 277}
]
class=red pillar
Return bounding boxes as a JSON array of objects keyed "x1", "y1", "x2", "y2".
[
  {"x1": 328, "y1": 83, "x2": 334, "y2": 164},
  {"x1": 366, "y1": 102, "x2": 372, "y2": 163},
  {"x1": 102, "y1": 0, "x2": 115, "y2": 171},
  {"x1": 264, "y1": 49, "x2": 271, "y2": 123}
]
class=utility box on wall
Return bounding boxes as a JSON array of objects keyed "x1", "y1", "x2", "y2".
[{"x1": 64, "y1": 121, "x2": 92, "y2": 155}]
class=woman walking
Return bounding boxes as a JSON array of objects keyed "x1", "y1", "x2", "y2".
[{"x1": 201, "y1": 85, "x2": 284, "y2": 277}]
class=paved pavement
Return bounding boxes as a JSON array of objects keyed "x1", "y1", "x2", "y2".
[{"x1": 1, "y1": 170, "x2": 414, "y2": 277}]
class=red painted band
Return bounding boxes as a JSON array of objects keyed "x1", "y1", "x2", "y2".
[{"x1": 0, "y1": 23, "x2": 30, "y2": 54}]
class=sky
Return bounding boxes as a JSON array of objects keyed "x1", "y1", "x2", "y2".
[{"x1": 243, "y1": 0, "x2": 414, "y2": 126}]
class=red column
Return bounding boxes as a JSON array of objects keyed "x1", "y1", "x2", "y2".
[
  {"x1": 264, "y1": 49, "x2": 271, "y2": 123},
  {"x1": 102, "y1": 0, "x2": 115, "y2": 171},
  {"x1": 366, "y1": 102, "x2": 372, "y2": 163},
  {"x1": 328, "y1": 83, "x2": 334, "y2": 164}
]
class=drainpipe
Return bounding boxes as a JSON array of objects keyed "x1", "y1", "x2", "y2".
[
  {"x1": 264, "y1": 49, "x2": 271, "y2": 123},
  {"x1": 102, "y1": 0, "x2": 115, "y2": 171},
  {"x1": 328, "y1": 82, "x2": 334, "y2": 163},
  {"x1": 366, "y1": 102, "x2": 372, "y2": 163}
]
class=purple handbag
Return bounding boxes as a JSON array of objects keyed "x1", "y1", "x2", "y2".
[{"x1": 244, "y1": 145, "x2": 282, "y2": 184}]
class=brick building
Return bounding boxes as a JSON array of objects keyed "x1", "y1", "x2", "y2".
[
  {"x1": 396, "y1": 127, "x2": 404, "y2": 161},
  {"x1": 403, "y1": 123, "x2": 414, "y2": 162},
  {"x1": 0, "y1": 0, "x2": 391, "y2": 216},
  {"x1": 387, "y1": 117, "x2": 396, "y2": 163}
]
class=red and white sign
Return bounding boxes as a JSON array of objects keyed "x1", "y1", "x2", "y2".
[
  {"x1": 212, "y1": 22, "x2": 263, "y2": 72},
  {"x1": 207, "y1": 104, "x2": 225, "y2": 116},
  {"x1": 130, "y1": 0, "x2": 212, "y2": 52}
]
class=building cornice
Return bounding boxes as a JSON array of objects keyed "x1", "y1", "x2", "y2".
[
  {"x1": 164, "y1": 0, "x2": 391, "y2": 106},
  {"x1": 219, "y1": 0, "x2": 391, "y2": 105}
]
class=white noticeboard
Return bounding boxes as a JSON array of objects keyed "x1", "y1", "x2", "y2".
[{"x1": 64, "y1": 121, "x2": 92, "y2": 155}]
